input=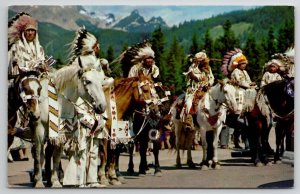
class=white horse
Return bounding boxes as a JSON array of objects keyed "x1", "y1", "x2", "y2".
[
  {"x1": 32, "y1": 56, "x2": 107, "y2": 187},
  {"x1": 196, "y1": 80, "x2": 238, "y2": 170}
]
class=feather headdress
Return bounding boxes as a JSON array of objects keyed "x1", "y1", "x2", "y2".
[
  {"x1": 68, "y1": 26, "x2": 98, "y2": 64},
  {"x1": 270, "y1": 46, "x2": 294, "y2": 72},
  {"x1": 272, "y1": 47, "x2": 295, "y2": 66},
  {"x1": 8, "y1": 12, "x2": 37, "y2": 50},
  {"x1": 119, "y1": 40, "x2": 155, "y2": 77},
  {"x1": 221, "y1": 48, "x2": 247, "y2": 76}
]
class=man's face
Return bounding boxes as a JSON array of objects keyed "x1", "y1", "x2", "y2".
[
  {"x1": 24, "y1": 29, "x2": 36, "y2": 42},
  {"x1": 144, "y1": 57, "x2": 154, "y2": 68},
  {"x1": 93, "y1": 43, "x2": 100, "y2": 57},
  {"x1": 238, "y1": 62, "x2": 247, "y2": 70}
]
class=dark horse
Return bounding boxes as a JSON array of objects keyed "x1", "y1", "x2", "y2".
[
  {"x1": 126, "y1": 82, "x2": 170, "y2": 177},
  {"x1": 247, "y1": 77, "x2": 294, "y2": 166}
]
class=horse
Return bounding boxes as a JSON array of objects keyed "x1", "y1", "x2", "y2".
[
  {"x1": 170, "y1": 80, "x2": 238, "y2": 169},
  {"x1": 101, "y1": 73, "x2": 161, "y2": 185},
  {"x1": 32, "y1": 56, "x2": 107, "y2": 187},
  {"x1": 169, "y1": 92, "x2": 199, "y2": 169},
  {"x1": 196, "y1": 80, "x2": 238, "y2": 169},
  {"x1": 8, "y1": 70, "x2": 41, "y2": 150},
  {"x1": 247, "y1": 77, "x2": 294, "y2": 166}
]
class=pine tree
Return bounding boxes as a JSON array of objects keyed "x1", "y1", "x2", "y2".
[
  {"x1": 215, "y1": 20, "x2": 240, "y2": 55},
  {"x1": 204, "y1": 29, "x2": 214, "y2": 57},
  {"x1": 266, "y1": 27, "x2": 277, "y2": 58},
  {"x1": 106, "y1": 45, "x2": 115, "y2": 62},
  {"x1": 243, "y1": 35, "x2": 263, "y2": 82},
  {"x1": 166, "y1": 36, "x2": 185, "y2": 94},
  {"x1": 151, "y1": 26, "x2": 165, "y2": 68},
  {"x1": 277, "y1": 19, "x2": 294, "y2": 52},
  {"x1": 189, "y1": 33, "x2": 199, "y2": 55}
]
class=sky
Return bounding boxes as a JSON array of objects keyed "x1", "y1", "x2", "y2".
[{"x1": 84, "y1": 6, "x2": 258, "y2": 26}]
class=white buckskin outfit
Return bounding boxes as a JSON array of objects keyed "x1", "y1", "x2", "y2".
[
  {"x1": 222, "y1": 48, "x2": 256, "y2": 114},
  {"x1": 62, "y1": 27, "x2": 108, "y2": 188},
  {"x1": 183, "y1": 51, "x2": 214, "y2": 119},
  {"x1": 63, "y1": 98, "x2": 107, "y2": 187}
]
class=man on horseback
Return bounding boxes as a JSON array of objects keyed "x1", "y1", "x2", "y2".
[
  {"x1": 221, "y1": 48, "x2": 256, "y2": 149},
  {"x1": 182, "y1": 50, "x2": 214, "y2": 129},
  {"x1": 7, "y1": 12, "x2": 55, "y2": 162},
  {"x1": 8, "y1": 12, "x2": 55, "y2": 82},
  {"x1": 128, "y1": 48, "x2": 160, "y2": 81}
]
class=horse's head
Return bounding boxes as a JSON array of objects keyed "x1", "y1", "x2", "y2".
[
  {"x1": 17, "y1": 72, "x2": 42, "y2": 120},
  {"x1": 77, "y1": 57, "x2": 107, "y2": 114},
  {"x1": 134, "y1": 73, "x2": 160, "y2": 118},
  {"x1": 213, "y1": 79, "x2": 239, "y2": 113}
]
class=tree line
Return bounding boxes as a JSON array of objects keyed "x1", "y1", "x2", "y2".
[{"x1": 103, "y1": 18, "x2": 293, "y2": 96}]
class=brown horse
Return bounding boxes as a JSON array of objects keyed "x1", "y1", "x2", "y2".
[
  {"x1": 8, "y1": 71, "x2": 41, "y2": 150},
  {"x1": 100, "y1": 73, "x2": 160, "y2": 185},
  {"x1": 247, "y1": 77, "x2": 294, "y2": 166}
]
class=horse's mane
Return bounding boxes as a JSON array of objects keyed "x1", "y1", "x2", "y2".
[
  {"x1": 51, "y1": 64, "x2": 81, "y2": 91},
  {"x1": 113, "y1": 77, "x2": 138, "y2": 95}
]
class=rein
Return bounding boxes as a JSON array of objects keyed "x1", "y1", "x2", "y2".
[{"x1": 262, "y1": 93, "x2": 294, "y2": 120}]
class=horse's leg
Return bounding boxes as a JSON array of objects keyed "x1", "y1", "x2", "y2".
[
  {"x1": 153, "y1": 140, "x2": 162, "y2": 176},
  {"x1": 98, "y1": 138, "x2": 109, "y2": 185},
  {"x1": 32, "y1": 122, "x2": 46, "y2": 187},
  {"x1": 115, "y1": 146, "x2": 126, "y2": 184},
  {"x1": 138, "y1": 137, "x2": 148, "y2": 176},
  {"x1": 212, "y1": 128, "x2": 222, "y2": 169},
  {"x1": 45, "y1": 141, "x2": 53, "y2": 186},
  {"x1": 107, "y1": 145, "x2": 121, "y2": 185},
  {"x1": 200, "y1": 129, "x2": 209, "y2": 170},
  {"x1": 174, "y1": 120, "x2": 182, "y2": 168},
  {"x1": 51, "y1": 145, "x2": 63, "y2": 187},
  {"x1": 127, "y1": 140, "x2": 135, "y2": 174},
  {"x1": 274, "y1": 120, "x2": 285, "y2": 163},
  {"x1": 187, "y1": 130, "x2": 195, "y2": 168},
  {"x1": 247, "y1": 112, "x2": 263, "y2": 166}
]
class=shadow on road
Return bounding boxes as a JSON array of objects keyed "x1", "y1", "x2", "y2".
[{"x1": 258, "y1": 180, "x2": 294, "y2": 188}]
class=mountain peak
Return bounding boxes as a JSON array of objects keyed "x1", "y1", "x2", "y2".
[{"x1": 131, "y1": 9, "x2": 140, "y2": 16}]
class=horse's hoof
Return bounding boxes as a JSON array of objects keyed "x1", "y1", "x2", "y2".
[
  {"x1": 34, "y1": 180, "x2": 45, "y2": 188},
  {"x1": 214, "y1": 164, "x2": 221, "y2": 170},
  {"x1": 117, "y1": 176, "x2": 126, "y2": 184},
  {"x1": 212, "y1": 162, "x2": 221, "y2": 169},
  {"x1": 274, "y1": 160, "x2": 282, "y2": 164},
  {"x1": 127, "y1": 168, "x2": 135, "y2": 175},
  {"x1": 176, "y1": 163, "x2": 182, "y2": 169},
  {"x1": 266, "y1": 162, "x2": 273, "y2": 166},
  {"x1": 99, "y1": 176, "x2": 110, "y2": 186},
  {"x1": 110, "y1": 179, "x2": 122, "y2": 185},
  {"x1": 201, "y1": 165, "x2": 209, "y2": 170},
  {"x1": 138, "y1": 171, "x2": 147, "y2": 177},
  {"x1": 51, "y1": 180, "x2": 62, "y2": 188},
  {"x1": 100, "y1": 179, "x2": 110, "y2": 186},
  {"x1": 154, "y1": 169, "x2": 163, "y2": 177},
  {"x1": 187, "y1": 161, "x2": 196, "y2": 169},
  {"x1": 255, "y1": 162, "x2": 263, "y2": 167}
]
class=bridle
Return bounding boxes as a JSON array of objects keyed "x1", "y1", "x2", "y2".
[{"x1": 19, "y1": 75, "x2": 40, "y2": 103}]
